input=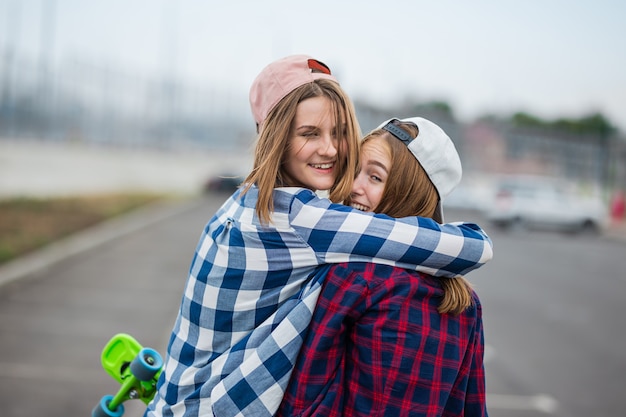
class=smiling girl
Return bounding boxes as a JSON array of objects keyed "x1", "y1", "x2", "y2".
[{"x1": 279, "y1": 117, "x2": 487, "y2": 417}]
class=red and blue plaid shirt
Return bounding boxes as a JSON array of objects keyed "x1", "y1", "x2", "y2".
[{"x1": 278, "y1": 262, "x2": 488, "y2": 417}]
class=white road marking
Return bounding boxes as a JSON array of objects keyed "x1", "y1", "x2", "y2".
[
  {"x1": 2, "y1": 356, "x2": 560, "y2": 416},
  {"x1": 488, "y1": 393, "x2": 559, "y2": 413},
  {"x1": 484, "y1": 345, "x2": 559, "y2": 413},
  {"x1": 483, "y1": 344, "x2": 495, "y2": 363}
]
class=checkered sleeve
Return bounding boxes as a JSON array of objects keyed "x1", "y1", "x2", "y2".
[
  {"x1": 288, "y1": 190, "x2": 493, "y2": 278},
  {"x1": 208, "y1": 269, "x2": 327, "y2": 416}
]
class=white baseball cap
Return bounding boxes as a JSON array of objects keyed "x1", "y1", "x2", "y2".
[{"x1": 378, "y1": 117, "x2": 462, "y2": 222}]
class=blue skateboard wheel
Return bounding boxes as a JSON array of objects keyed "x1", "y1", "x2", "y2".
[
  {"x1": 130, "y1": 347, "x2": 163, "y2": 381},
  {"x1": 92, "y1": 395, "x2": 124, "y2": 417}
]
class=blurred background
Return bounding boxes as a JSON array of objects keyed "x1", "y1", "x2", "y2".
[
  {"x1": 1, "y1": 0, "x2": 625, "y2": 207},
  {"x1": 1, "y1": 1, "x2": 626, "y2": 416}
]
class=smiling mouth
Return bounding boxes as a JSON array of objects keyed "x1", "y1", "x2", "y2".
[
  {"x1": 351, "y1": 202, "x2": 370, "y2": 212},
  {"x1": 310, "y1": 162, "x2": 334, "y2": 170}
]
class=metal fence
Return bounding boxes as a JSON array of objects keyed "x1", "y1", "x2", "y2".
[
  {"x1": 0, "y1": 49, "x2": 252, "y2": 149},
  {"x1": 1, "y1": 47, "x2": 625, "y2": 196}
]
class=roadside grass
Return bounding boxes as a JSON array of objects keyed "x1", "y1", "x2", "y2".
[{"x1": 0, "y1": 193, "x2": 164, "y2": 265}]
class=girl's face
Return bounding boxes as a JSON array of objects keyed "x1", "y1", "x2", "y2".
[
  {"x1": 349, "y1": 138, "x2": 391, "y2": 212},
  {"x1": 283, "y1": 96, "x2": 343, "y2": 191}
]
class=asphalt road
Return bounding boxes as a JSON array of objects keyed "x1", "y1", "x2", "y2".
[
  {"x1": 0, "y1": 196, "x2": 624, "y2": 417},
  {"x1": 467, "y1": 223, "x2": 626, "y2": 417},
  {"x1": 0, "y1": 193, "x2": 227, "y2": 417}
]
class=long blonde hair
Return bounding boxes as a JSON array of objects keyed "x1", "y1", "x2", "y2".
[
  {"x1": 243, "y1": 79, "x2": 361, "y2": 225},
  {"x1": 354, "y1": 120, "x2": 474, "y2": 316}
]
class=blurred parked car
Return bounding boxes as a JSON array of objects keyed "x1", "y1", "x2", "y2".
[
  {"x1": 203, "y1": 174, "x2": 245, "y2": 193},
  {"x1": 486, "y1": 176, "x2": 607, "y2": 234},
  {"x1": 444, "y1": 179, "x2": 494, "y2": 213}
]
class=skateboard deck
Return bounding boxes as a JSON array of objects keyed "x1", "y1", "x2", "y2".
[{"x1": 92, "y1": 333, "x2": 163, "y2": 417}]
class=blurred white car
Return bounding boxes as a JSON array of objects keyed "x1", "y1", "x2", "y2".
[{"x1": 486, "y1": 176, "x2": 608, "y2": 234}]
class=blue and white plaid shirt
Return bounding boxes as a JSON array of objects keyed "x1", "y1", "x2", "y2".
[{"x1": 145, "y1": 186, "x2": 493, "y2": 417}]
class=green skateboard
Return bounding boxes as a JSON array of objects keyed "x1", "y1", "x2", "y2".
[{"x1": 92, "y1": 333, "x2": 163, "y2": 417}]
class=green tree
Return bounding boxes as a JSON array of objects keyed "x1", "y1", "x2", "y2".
[{"x1": 511, "y1": 111, "x2": 617, "y2": 138}]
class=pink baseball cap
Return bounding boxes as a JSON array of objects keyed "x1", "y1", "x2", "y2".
[{"x1": 249, "y1": 54, "x2": 338, "y2": 127}]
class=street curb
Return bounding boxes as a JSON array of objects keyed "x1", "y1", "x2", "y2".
[{"x1": 0, "y1": 196, "x2": 206, "y2": 290}]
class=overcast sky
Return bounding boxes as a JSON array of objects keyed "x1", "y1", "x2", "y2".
[{"x1": 3, "y1": 0, "x2": 626, "y2": 131}]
